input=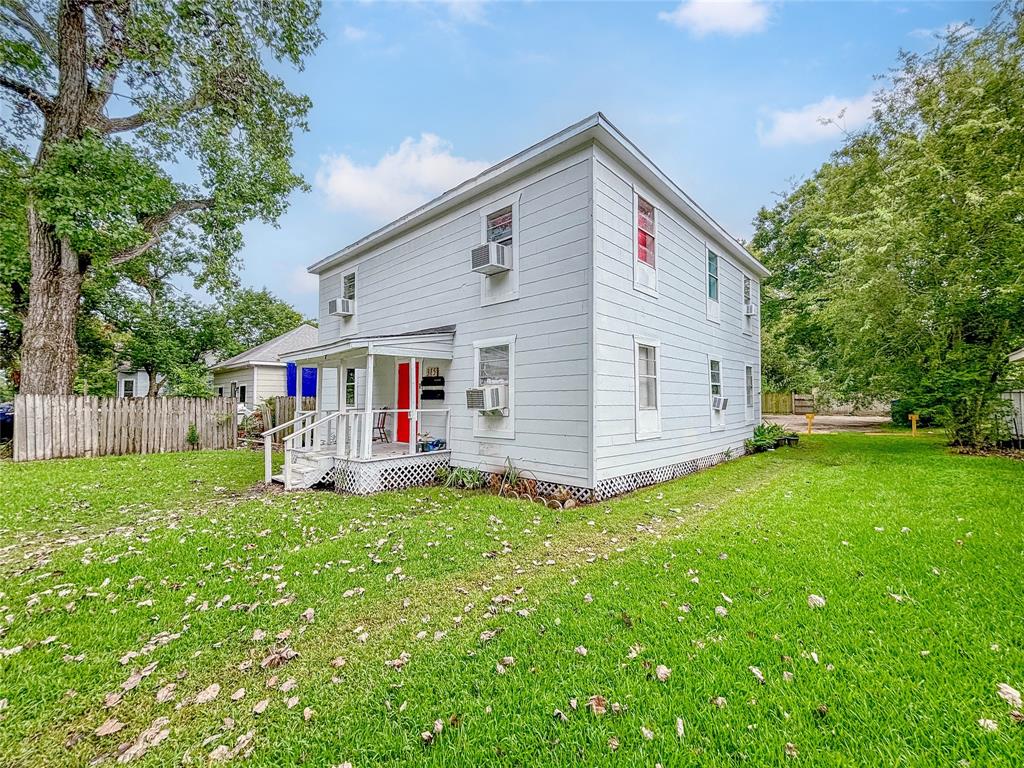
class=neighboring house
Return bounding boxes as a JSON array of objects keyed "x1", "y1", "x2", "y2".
[
  {"x1": 210, "y1": 324, "x2": 320, "y2": 409},
  {"x1": 116, "y1": 366, "x2": 160, "y2": 398},
  {"x1": 281, "y1": 114, "x2": 769, "y2": 497}
]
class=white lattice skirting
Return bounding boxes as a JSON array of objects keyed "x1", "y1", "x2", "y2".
[
  {"x1": 592, "y1": 450, "x2": 735, "y2": 501},
  {"x1": 334, "y1": 451, "x2": 451, "y2": 495}
]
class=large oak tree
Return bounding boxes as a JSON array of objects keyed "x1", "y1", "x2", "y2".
[{"x1": 0, "y1": 0, "x2": 322, "y2": 394}]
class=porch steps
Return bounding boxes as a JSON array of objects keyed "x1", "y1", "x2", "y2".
[{"x1": 271, "y1": 449, "x2": 337, "y2": 489}]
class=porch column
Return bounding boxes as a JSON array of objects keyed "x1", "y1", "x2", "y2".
[
  {"x1": 362, "y1": 353, "x2": 374, "y2": 459},
  {"x1": 337, "y1": 363, "x2": 347, "y2": 459},
  {"x1": 314, "y1": 364, "x2": 323, "y2": 448},
  {"x1": 408, "y1": 357, "x2": 417, "y2": 455}
]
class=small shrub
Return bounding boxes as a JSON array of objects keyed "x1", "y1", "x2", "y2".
[{"x1": 186, "y1": 423, "x2": 200, "y2": 450}]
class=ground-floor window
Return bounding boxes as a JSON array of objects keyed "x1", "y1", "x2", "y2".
[
  {"x1": 634, "y1": 337, "x2": 661, "y2": 439},
  {"x1": 473, "y1": 336, "x2": 515, "y2": 439},
  {"x1": 122, "y1": 379, "x2": 134, "y2": 398},
  {"x1": 346, "y1": 368, "x2": 357, "y2": 407}
]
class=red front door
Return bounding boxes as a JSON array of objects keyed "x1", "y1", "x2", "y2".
[{"x1": 396, "y1": 362, "x2": 420, "y2": 443}]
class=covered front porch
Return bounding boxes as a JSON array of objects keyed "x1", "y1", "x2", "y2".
[{"x1": 262, "y1": 327, "x2": 455, "y2": 493}]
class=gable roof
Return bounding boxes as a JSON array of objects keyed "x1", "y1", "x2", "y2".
[
  {"x1": 1010, "y1": 347, "x2": 1024, "y2": 363},
  {"x1": 308, "y1": 112, "x2": 769, "y2": 279},
  {"x1": 211, "y1": 324, "x2": 319, "y2": 372}
]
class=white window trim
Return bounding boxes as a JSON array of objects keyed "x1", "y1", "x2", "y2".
[
  {"x1": 706, "y1": 244, "x2": 721, "y2": 324},
  {"x1": 472, "y1": 335, "x2": 515, "y2": 439},
  {"x1": 744, "y1": 363, "x2": 756, "y2": 424},
  {"x1": 479, "y1": 193, "x2": 521, "y2": 307},
  {"x1": 632, "y1": 186, "x2": 659, "y2": 298},
  {"x1": 742, "y1": 274, "x2": 757, "y2": 335},
  {"x1": 634, "y1": 336, "x2": 662, "y2": 440},
  {"x1": 708, "y1": 355, "x2": 725, "y2": 432}
]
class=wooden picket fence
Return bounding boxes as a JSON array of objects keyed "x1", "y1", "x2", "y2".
[
  {"x1": 761, "y1": 392, "x2": 815, "y2": 415},
  {"x1": 13, "y1": 394, "x2": 237, "y2": 462},
  {"x1": 255, "y1": 396, "x2": 317, "y2": 446}
]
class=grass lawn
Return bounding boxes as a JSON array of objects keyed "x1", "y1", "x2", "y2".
[{"x1": 0, "y1": 435, "x2": 1021, "y2": 766}]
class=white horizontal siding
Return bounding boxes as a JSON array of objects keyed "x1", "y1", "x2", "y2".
[
  {"x1": 316, "y1": 149, "x2": 594, "y2": 487},
  {"x1": 591, "y1": 144, "x2": 761, "y2": 481}
]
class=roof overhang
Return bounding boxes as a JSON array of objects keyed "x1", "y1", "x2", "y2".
[
  {"x1": 1010, "y1": 347, "x2": 1024, "y2": 363},
  {"x1": 286, "y1": 330, "x2": 456, "y2": 366},
  {"x1": 307, "y1": 113, "x2": 770, "y2": 280}
]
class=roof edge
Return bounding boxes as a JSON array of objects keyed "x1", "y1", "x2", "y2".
[{"x1": 307, "y1": 113, "x2": 769, "y2": 279}]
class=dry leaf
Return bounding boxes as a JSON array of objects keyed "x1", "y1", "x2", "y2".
[
  {"x1": 587, "y1": 695, "x2": 607, "y2": 716},
  {"x1": 785, "y1": 742, "x2": 799, "y2": 758},
  {"x1": 807, "y1": 594, "x2": 826, "y2": 609},
  {"x1": 252, "y1": 698, "x2": 269, "y2": 715},
  {"x1": 997, "y1": 683, "x2": 1022, "y2": 709},
  {"x1": 749, "y1": 666, "x2": 766, "y2": 685},
  {"x1": 641, "y1": 726, "x2": 654, "y2": 740},
  {"x1": 655, "y1": 664, "x2": 671, "y2": 682},
  {"x1": 978, "y1": 718, "x2": 998, "y2": 731},
  {"x1": 95, "y1": 717, "x2": 125, "y2": 737},
  {"x1": 676, "y1": 717, "x2": 685, "y2": 739},
  {"x1": 608, "y1": 736, "x2": 619, "y2": 751},
  {"x1": 196, "y1": 683, "x2": 221, "y2": 705},
  {"x1": 575, "y1": 646, "x2": 588, "y2": 656},
  {"x1": 231, "y1": 688, "x2": 246, "y2": 701}
]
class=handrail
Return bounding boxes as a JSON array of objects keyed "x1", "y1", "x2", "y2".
[
  {"x1": 261, "y1": 411, "x2": 310, "y2": 438},
  {"x1": 283, "y1": 410, "x2": 340, "y2": 447}
]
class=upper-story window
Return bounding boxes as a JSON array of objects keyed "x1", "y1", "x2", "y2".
[
  {"x1": 707, "y1": 251, "x2": 719, "y2": 301},
  {"x1": 343, "y1": 271, "x2": 356, "y2": 302},
  {"x1": 486, "y1": 207, "x2": 513, "y2": 248},
  {"x1": 637, "y1": 197, "x2": 656, "y2": 267},
  {"x1": 743, "y1": 275, "x2": 751, "y2": 305}
]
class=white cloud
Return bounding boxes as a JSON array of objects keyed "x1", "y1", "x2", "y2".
[
  {"x1": 316, "y1": 134, "x2": 490, "y2": 221},
  {"x1": 757, "y1": 91, "x2": 876, "y2": 147},
  {"x1": 342, "y1": 25, "x2": 368, "y2": 42},
  {"x1": 658, "y1": 0, "x2": 771, "y2": 37},
  {"x1": 909, "y1": 21, "x2": 976, "y2": 40},
  {"x1": 440, "y1": 0, "x2": 489, "y2": 25}
]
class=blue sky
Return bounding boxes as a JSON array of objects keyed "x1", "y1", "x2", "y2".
[{"x1": 240, "y1": 0, "x2": 995, "y2": 318}]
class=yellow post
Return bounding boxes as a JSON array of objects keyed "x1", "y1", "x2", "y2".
[
  {"x1": 805, "y1": 413, "x2": 815, "y2": 435},
  {"x1": 910, "y1": 413, "x2": 918, "y2": 437}
]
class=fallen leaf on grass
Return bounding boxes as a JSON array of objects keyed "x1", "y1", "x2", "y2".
[
  {"x1": 676, "y1": 717, "x2": 685, "y2": 739},
  {"x1": 655, "y1": 664, "x2": 671, "y2": 682},
  {"x1": 641, "y1": 726, "x2": 654, "y2": 740},
  {"x1": 196, "y1": 684, "x2": 221, "y2": 705},
  {"x1": 749, "y1": 666, "x2": 766, "y2": 685},
  {"x1": 301, "y1": 608, "x2": 315, "y2": 623},
  {"x1": 303, "y1": 707, "x2": 314, "y2": 721},
  {"x1": 575, "y1": 646, "x2": 588, "y2": 656},
  {"x1": 785, "y1": 742, "x2": 799, "y2": 758},
  {"x1": 116, "y1": 717, "x2": 170, "y2": 763},
  {"x1": 587, "y1": 695, "x2": 607, "y2": 716},
  {"x1": 607, "y1": 736, "x2": 619, "y2": 751},
  {"x1": 997, "y1": 683, "x2": 1022, "y2": 709},
  {"x1": 553, "y1": 709, "x2": 568, "y2": 723},
  {"x1": 252, "y1": 699, "x2": 269, "y2": 715},
  {"x1": 285, "y1": 696, "x2": 299, "y2": 709},
  {"x1": 978, "y1": 718, "x2": 998, "y2": 731},
  {"x1": 807, "y1": 594, "x2": 826, "y2": 609},
  {"x1": 155, "y1": 684, "x2": 176, "y2": 703},
  {"x1": 231, "y1": 688, "x2": 246, "y2": 701},
  {"x1": 95, "y1": 717, "x2": 124, "y2": 736}
]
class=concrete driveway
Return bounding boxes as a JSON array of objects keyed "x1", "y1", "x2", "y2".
[{"x1": 764, "y1": 414, "x2": 891, "y2": 434}]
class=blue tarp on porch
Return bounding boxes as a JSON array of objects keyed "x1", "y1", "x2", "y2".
[{"x1": 286, "y1": 363, "x2": 317, "y2": 398}]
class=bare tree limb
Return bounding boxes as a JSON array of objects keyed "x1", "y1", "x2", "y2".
[
  {"x1": 86, "y1": 3, "x2": 124, "y2": 114},
  {"x1": 2, "y1": 2, "x2": 57, "y2": 61},
  {"x1": 0, "y1": 73, "x2": 54, "y2": 112},
  {"x1": 110, "y1": 198, "x2": 214, "y2": 265},
  {"x1": 99, "y1": 91, "x2": 207, "y2": 134}
]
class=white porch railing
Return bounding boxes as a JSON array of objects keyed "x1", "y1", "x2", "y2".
[{"x1": 267, "y1": 408, "x2": 451, "y2": 490}]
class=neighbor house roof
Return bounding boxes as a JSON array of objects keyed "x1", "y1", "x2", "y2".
[
  {"x1": 211, "y1": 324, "x2": 319, "y2": 372},
  {"x1": 1010, "y1": 347, "x2": 1024, "y2": 363},
  {"x1": 307, "y1": 112, "x2": 770, "y2": 280}
]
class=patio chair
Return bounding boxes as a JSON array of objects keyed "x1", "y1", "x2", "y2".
[{"x1": 374, "y1": 408, "x2": 389, "y2": 442}]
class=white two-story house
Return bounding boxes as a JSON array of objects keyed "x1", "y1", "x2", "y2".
[{"x1": 277, "y1": 114, "x2": 768, "y2": 498}]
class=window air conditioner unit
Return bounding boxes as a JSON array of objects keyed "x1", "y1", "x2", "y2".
[
  {"x1": 712, "y1": 396, "x2": 729, "y2": 411},
  {"x1": 466, "y1": 384, "x2": 508, "y2": 414},
  {"x1": 470, "y1": 242, "x2": 512, "y2": 275},
  {"x1": 328, "y1": 297, "x2": 355, "y2": 317},
  {"x1": 744, "y1": 303, "x2": 756, "y2": 317}
]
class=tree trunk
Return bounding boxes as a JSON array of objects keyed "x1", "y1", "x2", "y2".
[
  {"x1": 19, "y1": 205, "x2": 83, "y2": 394},
  {"x1": 147, "y1": 368, "x2": 162, "y2": 397}
]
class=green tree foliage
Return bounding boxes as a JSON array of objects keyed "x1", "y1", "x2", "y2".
[
  {"x1": 753, "y1": 7, "x2": 1024, "y2": 447},
  {"x1": 0, "y1": 0, "x2": 323, "y2": 393},
  {"x1": 218, "y1": 288, "x2": 307, "y2": 360}
]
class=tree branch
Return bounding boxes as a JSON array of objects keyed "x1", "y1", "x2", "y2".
[
  {"x1": 110, "y1": 198, "x2": 214, "y2": 266},
  {"x1": 3, "y1": 2, "x2": 57, "y2": 61},
  {"x1": 99, "y1": 92, "x2": 206, "y2": 134},
  {"x1": 0, "y1": 73, "x2": 54, "y2": 112}
]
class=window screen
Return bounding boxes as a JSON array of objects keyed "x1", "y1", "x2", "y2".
[
  {"x1": 486, "y1": 207, "x2": 513, "y2": 247},
  {"x1": 637, "y1": 197, "x2": 655, "y2": 267},
  {"x1": 478, "y1": 344, "x2": 510, "y2": 384},
  {"x1": 708, "y1": 252, "x2": 719, "y2": 301}
]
